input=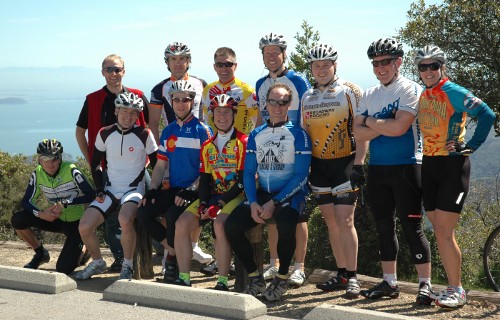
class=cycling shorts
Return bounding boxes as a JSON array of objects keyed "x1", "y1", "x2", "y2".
[{"x1": 89, "y1": 186, "x2": 143, "y2": 219}]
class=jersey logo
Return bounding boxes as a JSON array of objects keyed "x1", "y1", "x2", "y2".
[
  {"x1": 463, "y1": 93, "x2": 482, "y2": 110},
  {"x1": 167, "y1": 136, "x2": 177, "y2": 152},
  {"x1": 129, "y1": 147, "x2": 134, "y2": 152}
]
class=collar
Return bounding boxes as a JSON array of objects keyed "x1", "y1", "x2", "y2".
[
  {"x1": 170, "y1": 73, "x2": 189, "y2": 81},
  {"x1": 268, "y1": 68, "x2": 288, "y2": 79},
  {"x1": 219, "y1": 77, "x2": 235, "y2": 86},
  {"x1": 267, "y1": 119, "x2": 288, "y2": 128}
]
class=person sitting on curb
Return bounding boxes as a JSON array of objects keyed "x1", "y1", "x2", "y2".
[
  {"x1": 75, "y1": 93, "x2": 157, "y2": 280},
  {"x1": 11, "y1": 139, "x2": 94, "y2": 275}
]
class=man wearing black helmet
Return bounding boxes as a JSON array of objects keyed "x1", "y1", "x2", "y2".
[
  {"x1": 353, "y1": 38, "x2": 433, "y2": 305},
  {"x1": 11, "y1": 139, "x2": 94, "y2": 275}
]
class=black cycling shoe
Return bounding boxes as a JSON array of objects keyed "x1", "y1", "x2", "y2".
[
  {"x1": 416, "y1": 281, "x2": 435, "y2": 305},
  {"x1": 316, "y1": 273, "x2": 348, "y2": 291},
  {"x1": 24, "y1": 248, "x2": 50, "y2": 269},
  {"x1": 360, "y1": 280, "x2": 400, "y2": 299},
  {"x1": 213, "y1": 282, "x2": 229, "y2": 291},
  {"x1": 172, "y1": 278, "x2": 191, "y2": 287},
  {"x1": 109, "y1": 258, "x2": 124, "y2": 272},
  {"x1": 163, "y1": 261, "x2": 179, "y2": 283}
]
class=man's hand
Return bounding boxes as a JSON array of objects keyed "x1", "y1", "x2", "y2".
[
  {"x1": 350, "y1": 165, "x2": 365, "y2": 190},
  {"x1": 140, "y1": 188, "x2": 160, "y2": 207},
  {"x1": 175, "y1": 189, "x2": 196, "y2": 206},
  {"x1": 95, "y1": 188, "x2": 106, "y2": 203},
  {"x1": 40, "y1": 207, "x2": 60, "y2": 222},
  {"x1": 250, "y1": 202, "x2": 265, "y2": 224},
  {"x1": 446, "y1": 141, "x2": 475, "y2": 156},
  {"x1": 202, "y1": 203, "x2": 222, "y2": 220}
]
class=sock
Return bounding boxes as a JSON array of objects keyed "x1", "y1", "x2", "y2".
[
  {"x1": 383, "y1": 273, "x2": 397, "y2": 287},
  {"x1": 418, "y1": 277, "x2": 431, "y2": 285},
  {"x1": 346, "y1": 270, "x2": 357, "y2": 279},
  {"x1": 451, "y1": 286, "x2": 464, "y2": 294},
  {"x1": 337, "y1": 268, "x2": 347, "y2": 277},
  {"x1": 270, "y1": 258, "x2": 279, "y2": 268},
  {"x1": 179, "y1": 272, "x2": 190, "y2": 284},
  {"x1": 218, "y1": 276, "x2": 228, "y2": 286},
  {"x1": 294, "y1": 262, "x2": 304, "y2": 271},
  {"x1": 35, "y1": 245, "x2": 45, "y2": 254},
  {"x1": 123, "y1": 258, "x2": 133, "y2": 268},
  {"x1": 166, "y1": 254, "x2": 176, "y2": 262},
  {"x1": 192, "y1": 242, "x2": 198, "y2": 249},
  {"x1": 248, "y1": 270, "x2": 260, "y2": 278}
]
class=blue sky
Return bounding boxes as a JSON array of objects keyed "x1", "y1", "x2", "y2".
[{"x1": 1, "y1": 0, "x2": 440, "y2": 91}]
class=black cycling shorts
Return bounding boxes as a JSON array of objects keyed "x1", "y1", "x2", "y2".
[{"x1": 422, "y1": 155, "x2": 470, "y2": 213}]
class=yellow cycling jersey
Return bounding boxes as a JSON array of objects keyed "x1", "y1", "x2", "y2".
[
  {"x1": 301, "y1": 78, "x2": 363, "y2": 159},
  {"x1": 202, "y1": 77, "x2": 259, "y2": 135}
]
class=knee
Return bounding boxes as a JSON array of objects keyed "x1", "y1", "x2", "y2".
[
  {"x1": 118, "y1": 214, "x2": 135, "y2": 233},
  {"x1": 174, "y1": 215, "x2": 190, "y2": 234},
  {"x1": 214, "y1": 219, "x2": 225, "y2": 237},
  {"x1": 78, "y1": 221, "x2": 93, "y2": 237}
]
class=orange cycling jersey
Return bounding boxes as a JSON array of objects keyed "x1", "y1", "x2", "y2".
[
  {"x1": 202, "y1": 78, "x2": 258, "y2": 135},
  {"x1": 301, "y1": 78, "x2": 363, "y2": 159}
]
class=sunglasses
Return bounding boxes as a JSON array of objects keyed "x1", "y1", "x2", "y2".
[
  {"x1": 418, "y1": 62, "x2": 441, "y2": 72},
  {"x1": 103, "y1": 67, "x2": 124, "y2": 73},
  {"x1": 371, "y1": 58, "x2": 396, "y2": 67},
  {"x1": 172, "y1": 97, "x2": 193, "y2": 103},
  {"x1": 39, "y1": 155, "x2": 60, "y2": 162},
  {"x1": 266, "y1": 99, "x2": 290, "y2": 106},
  {"x1": 214, "y1": 62, "x2": 235, "y2": 68}
]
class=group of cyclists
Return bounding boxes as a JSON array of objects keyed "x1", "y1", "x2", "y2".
[{"x1": 12, "y1": 32, "x2": 495, "y2": 310}]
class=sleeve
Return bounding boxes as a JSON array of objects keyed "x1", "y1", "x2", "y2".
[
  {"x1": 356, "y1": 92, "x2": 369, "y2": 117},
  {"x1": 90, "y1": 147, "x2": 105, "y2": 189},
  {"x1": 70, "y1": 166, "x2": 95, "y2": 205},
  {"x1": 201, "y1": 87, "x2": 211, "y2": 124},
  {"x1": 146, "y1": 129, "x2": 159, "y2": 154},
  {"x1": 141, "y1": 95, "x2": 150, "y2": 124},
  {"x1": 243, "y1": 132, "x2": 258, "y2": 204},
  {"x1": 150, "y1": 82, "x2": 164, "y2": 106},
  {"x1": 157, "y1": 126, "x2": 170, "y2": 161},
  {"x1": 198, "y1": 173, "x2": 212, "y2": 204},
  {"x1": 273, "y1": 128, "x2": 312, "y2": 203},
  {"x1": 21, "y1": 170, "x2": 41, "y2": 215},
  {"x1": 398, "y1": 82, "x2": 421, "y2": 116},
  {"x1": 76, "y1": 99, "x2": 89, "y2": 129}
]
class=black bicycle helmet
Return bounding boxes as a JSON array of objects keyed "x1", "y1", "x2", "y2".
[
  {"x1": 367, "y1": 38, "x2": 404, "y2": 59},
  {"x1": 37, "y1": 139, "x2": 63, "y2": 157}
]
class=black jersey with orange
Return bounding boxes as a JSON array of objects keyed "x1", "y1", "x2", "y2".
[{"x1": 301, "y1": 78, "x2": 363, "y2": 159}]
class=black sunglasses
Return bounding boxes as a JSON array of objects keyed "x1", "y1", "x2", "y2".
[
  {"x1": 418, "y1": 62, "x2": 441, "y2": 72},
  {"x1": 172, "y1": 97, "x2": 193, "y2": 103},
  {"x1": 266, "y1": 99, "x2": 290, "y2": 106},
  {"x1": 103, "y1": 67, "x2": 124, "y2": 73},
  {"x1": 371, "y1": 58, "x2": 396, "y2": 67},
  {"x1": 214, "y1": 62, "x2": 235, "y2": 68}
]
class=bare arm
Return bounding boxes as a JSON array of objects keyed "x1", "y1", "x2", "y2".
[
  {"x1": 148, "y1": 104, "x2": 162, "y2": 145},
  {"x1": 75, "y1": 126, "x2": 89, "y2": 164},
  {"x1": 150, "y1": 158, "x2": 168, "y2": 190},
  {"x1": 353, "y1": 115, "x2": 381, "y2": 142},
  {"x1": 363, "y1": 110, "x2": 415, "y2": 137}
]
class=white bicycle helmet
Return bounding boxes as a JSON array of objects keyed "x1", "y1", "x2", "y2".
[
  {"x1": 367, "y1": 38, "x2": 404, "y2": 59},
  {"x1": 307, "y1": 44, "x2": 338, "y2": 62},
  {"x1": 164, "y1": 42, "x2": 191, "y2": 61},
  {"x1": 259, "y1": 33, "x2": 287, "y2": 51},
  {"x1": 114, "y1": 92, "x2": 144, "y2": 112},
  {"x1": 209, "y1": 94, "x2": 238, "y2": 112},
  {"x1": 414, "y1": 45, "x2": 446, "y2": 65},
  {"x1": 168, "y1": 80, "x2": 197, "y2": 98}
]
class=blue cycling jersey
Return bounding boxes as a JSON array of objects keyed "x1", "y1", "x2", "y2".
[
  {"x1": 244, "y1": 121, "x2": 311, "y2": 204},
  {"x1": 256, "y1": 69, "x2": 311, "y2": 125},
  {"x1": 157, "y1": 114, "x2": 212, "y2": 188}
]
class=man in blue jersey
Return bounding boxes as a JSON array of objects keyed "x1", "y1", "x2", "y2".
[
  {"x1": 137, "y1": 80, "x2": 212, "y2": 284},
  {"x1": 255, "y1": 32, "x2": 312, "y2": 287},
  {"x1": 352, "y1": 38, "x2": 433, "y2": 305},
  {"x1": 225, "y1": 83, "x2": 312, "y2": 301}
]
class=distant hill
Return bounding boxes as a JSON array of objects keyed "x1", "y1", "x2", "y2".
[{"x1": 0, "y1": 97, "x2": 27, "y2": 104}]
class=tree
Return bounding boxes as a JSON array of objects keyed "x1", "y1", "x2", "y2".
[
  {"x1": 398, "y1": 0, "x2": 500, "y2": 135},
  {"x1": 288, "y1": 20, "x2": 321, "y2": 84}
]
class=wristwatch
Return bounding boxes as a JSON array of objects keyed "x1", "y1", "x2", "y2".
[
  {"x1": 33, "y1": 211, "x2": 39, "y2": 218},
  {"x1": 362, "y1": 115, "x2": 369, "y2": 127}
]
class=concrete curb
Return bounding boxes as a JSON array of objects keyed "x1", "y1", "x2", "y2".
[
  {"x1": 303, "y1": 303, "x2": 424, "y2": 320},
  {"x1": 103, "y1": 279, "x2": 267, "y2": 320},
  {"x1": 0, "y1": 265, "x2": 76, "y2": 294}
]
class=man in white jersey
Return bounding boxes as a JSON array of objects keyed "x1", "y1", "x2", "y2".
[
  {"x1": 352, "y1": 37, "x2": 433, "y2": 305},
  {"x1": 255, "y1": 32, "x2": 311, "y2": 287}
]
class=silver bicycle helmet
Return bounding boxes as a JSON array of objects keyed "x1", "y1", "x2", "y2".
[
  {"x1": 259, "y1": 33, "x2": 287, "y2": 51},
  {"x1": 209, "y1": 94, "x2": 238, "y2": 112},
  {"x1": 414, "y1": 45, "x2": 446, "y2": 65},
  {"x1": 168, "y1": 80, "x2": 197, "y2": 98},
  {"x1": 164, "y1": 42, "x2": 191, "y2": 60},
  {"x1": 114, "y1": 92, "x2": 144, "y2": 112},
  {"x1": 307, "y1": 44, "x2": 338, "y2": 62}
]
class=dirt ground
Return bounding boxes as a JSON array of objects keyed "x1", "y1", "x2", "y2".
[{"x1": 1, "y1": 241, "x2": 498, "y2": 319}]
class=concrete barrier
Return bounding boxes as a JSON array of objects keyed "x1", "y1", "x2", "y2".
[
  {"x1": 103, "y1": 279, "x2": 267, "y2": 320},
  {"x1": 0, "y1": 265, "x2": 76, "y2": 294},
  {"x1": 303, "y1": 303, "x2": 424, "y2": 320}
]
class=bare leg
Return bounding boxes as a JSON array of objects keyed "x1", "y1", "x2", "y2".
[
  {"x1": 333, "y1": 204, "x2": 358, "y2": 271},
  {"x1": 214, "y1": 214, "x2": 231, "y2": 277},
  {"x1": 78, "y1": 207, "x2": 105, "y2": 260},
  {"x1": 319, "y1": 204, "x2": 346, "y2": 269},
  {"x1": 15, "y1": 229, "x2": 41, "y2": 250},
  {"x1": 118, "y1": 202, "x2": 138, "y2": 261},
  {"x1": 175, "y1": 212, "x2": 199, "y2": 274}
]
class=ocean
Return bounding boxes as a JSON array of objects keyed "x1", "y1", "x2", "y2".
[{"x1": 0, "y1": 98, "x2": 85, "y2": 159}]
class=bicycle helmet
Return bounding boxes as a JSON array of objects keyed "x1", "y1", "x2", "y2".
[
  {"x1": 168, "y1": 80, "x2": 197, "y2": 98},
  {"x1": 114, "y1": 92, "x2": 144, "y2": 112},
  {"x1": 209, "y1": 94, "x2": 238, "y2": 112},
  {"x1": 259, "y1": 33, "x2": 287, "y2": 51},
  {"x1": 367, "y1": 38, "x2": 404, "y2": 59},
  {"x1": 37, "y1": 139, "x2": 63, "y2": 157},
  {"x1": 414, "y1": 45, "x2": 446, "y2": 66},
  {"x1": 164, "y1": 42, "x2": 191, "y2": 60},
  {"x1": 307, "y1": 44, "x2": 338, "y2": 62}
]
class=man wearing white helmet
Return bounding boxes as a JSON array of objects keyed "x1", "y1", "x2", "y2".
[
  {"x1": 149, "y1": 42, "x2": 210, "y2": 264},
  {"x1": 301, "y1": 44, "x2": 364, "y2": 298},
  {"x1": 353, "y1": 38, "x2": 433, "y2": 305},
  {"x1": 137, "y1": 80, "x2": 212, "y2": 284},
  {"x1": 255, "y1": 32, "x2": 312, "y2": 288},
  {"x1": 75, "y1": 93, "x2": 158, "y2": 281}
]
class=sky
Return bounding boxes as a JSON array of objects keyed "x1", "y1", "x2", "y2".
[{"x1": 0, "y1": 0, "x2": 442, "y2": 92}]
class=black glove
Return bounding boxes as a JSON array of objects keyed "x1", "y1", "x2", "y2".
[
  {"x1": 176, "y1": 188, "x2": 196, "y2": 202},
  {"x1": 143, "y1": 188, "x2": 160, "y2": 203},
  {"x1": 454, "y1": 142, "x2": 475, "y2": 156},
  {"x1": 350, "y1": 165, "x2": 365, "y2": 190},
  {"x1": 95, "y1": 187, "x2": 106, "y2": 203}
]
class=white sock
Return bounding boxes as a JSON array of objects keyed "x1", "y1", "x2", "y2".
[
  {"x1": 419, "y1": 277, "x2": 431, "y2": 285},
  {"x1": 270, "y1": 258, "x2": 279, "y2": 268},
  {"x1": 294, "y1": 262, "x2": 304, "y2": 271},
  {"x1": 123, "y1": 259, "x2": 133, "y2": 268},
  {"x1": 192, "y1": 242, "x2": 198, "y2": 249},
  {"x1": 383, "y1": 273, "x2": 397, "y2": 287}
]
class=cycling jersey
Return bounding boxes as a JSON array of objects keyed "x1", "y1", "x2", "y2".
[
  {"x1": 202, "y1": 77, "x2": 259, "y2": 134},
  {"x1": 418, "y1": 78, "x2": 495, "y2": 156},
  {"x1": 244, "y1": 121, "x2": 312, "y2": 204},
  {"x1": 200, "y1": 128, "x2": 247, "y2": 195},
  {"x1": 157, "y1": 114, "x2": 213, "y2": 188},
  {"x1": 150, "y1": 75, "x2": 206, "y2": 125},
  {"x1": 256, "y1": 69, "x2": 311, "y2": 125},
  {"x1": 93, "y1": 124, "x2": 158, "y2": 191},
  {"x1": 356, "y1": 75, "x2": 422, "y2": 165},
  {"x1": 301, "y1": 78, "x2": 363, "y2": 159},
  {"x1": 22, "y1": 161, "x2": 94, "y2": 222}
]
